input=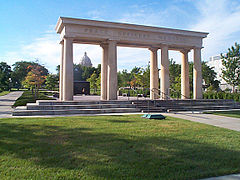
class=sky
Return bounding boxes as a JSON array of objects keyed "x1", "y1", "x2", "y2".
[{"x1": 0, "y1": 0, "x2": 240, "y2": 73}]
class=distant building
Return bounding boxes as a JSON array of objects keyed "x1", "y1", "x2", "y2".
[
  {"x1": 207, "y1": 55, "x2": 235, "y2": 91},
  {"x1": 80, "y1": 52, "x2": 92, "y2": 67}
]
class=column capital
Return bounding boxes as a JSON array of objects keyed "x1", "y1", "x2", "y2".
[
  {"x1": 107, "y1": 39, "x2": 118, "y2": 43},
  {"x1": 63, "y1": 37, "x2": 74, "y2": 42},
  {"x1": 180, "y1": 49, "x2": 191, "y2": 54},
  {"x1": 100, "y1": 43, "x2": 108, "y2": 48},
  {"x1": 193, "y1": 46, "x2": 203, "y2": 50},
  {"x1": 148, "y1": 46, "x2": 159, "y2": 52},
  {"x1": 160, "y1": 44, "x2": 168, "y2": 49}
]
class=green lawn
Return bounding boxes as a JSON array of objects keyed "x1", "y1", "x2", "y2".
[
  {"x1": 0, "y1": 91, "x2": 10, "y2": 96},
  {"x1": 205, "y1": 111, "x2": 240, "y2": 118},
  {"x1": 13, "y1": 91, "x2": 54, "y2": 107},
  {"x1": 0, "y1": 115, "x2": 240, "y2": 179}
]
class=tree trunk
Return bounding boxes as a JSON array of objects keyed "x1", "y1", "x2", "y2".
[{"x1": 34, "y1": 85, "x2": 37, "y2": 98}]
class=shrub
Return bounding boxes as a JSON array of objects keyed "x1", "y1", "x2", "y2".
[{"x1": 13, "y1": 91, "x2": 54, "y2": 107}]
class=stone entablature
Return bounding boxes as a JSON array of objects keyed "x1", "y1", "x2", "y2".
[{"x1": 56, "y1": 17, "x2": 207, "y2": 49}]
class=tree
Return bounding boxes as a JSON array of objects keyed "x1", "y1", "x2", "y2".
[
  {"x1": 87, "y1": 71, "x2": 98, "y2": 93},
  {"x1": 118, "y1": 69, "x2": 131, "y2": 88},
  {"x1": 141, "y1": 65, "x2": 150, "y2": 88},
  {"x1": 202, "y1": 62, "x2": 220, "y2": 91},
  {"x1": 168, "y1": 60, "x2": 219, "y2": 94},
  {"x1": 22, "y1": 65, "x2": 46, "y2": 97},
  {"x1": 169, "y1": 59, "x2": 181, "y2": 92},
  {"x1": 45, "y1": 74, "x2": 59, "y2": 90},
  {"x1": 0, "y1": 62, "x2": 12, "y2": 91},
  {"x1": 221, "y1": 42, "x2": 240, "y2": 92},
  {"x1": 72, "y1": 64, "x2": 100, "y2": 81},
  {"x1": 11, "y1": 61, "x2": 48, "y2": 89}
]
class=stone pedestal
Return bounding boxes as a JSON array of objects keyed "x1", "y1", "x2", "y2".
[{"x1": 181, "y1": 50, "x2": 190, "y2": 99}]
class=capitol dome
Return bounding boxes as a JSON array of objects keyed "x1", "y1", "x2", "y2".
[{"x1": 80, "y1": 52, "x2": 92, "y2": 67}]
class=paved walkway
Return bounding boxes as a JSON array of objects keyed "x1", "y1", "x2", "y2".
[
  {"x1": 162, "y1": 112, "x2": 240, "y2": 132},
  {"x1": 0, "y1": 91, "x2": 23, "y2": 118},
  {"x1": 202, "y1": 173, "x2": 240, "y2": 180}
]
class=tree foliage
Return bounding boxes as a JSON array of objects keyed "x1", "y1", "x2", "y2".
[
  {"x1": 45, "y1": 74, "x2": 59, "y2": 90},
  {"x1": 169, "y1": 59, "x2": 181, "y2": 91},
  {"x1": 73, "y1": 64, "x2": 100, "y2": 81},
  {"x1": 87, "y1": 71, "x2": 100, "y2": 93},
  {"x1": 11, "y1": 61, "x2": 48, "y2": 88},
  {"x1": 202, "y1": 62, "x2": 220, "y2": 91},
  {"x1": 22, "y1": 65, "x2": 46, "y2": 97},
  {"x1": 221, "y1": 42, "x2": 240, "y2": 91},
  {"x1": 0, "y1": 62, "x2": 12, "y2": 91},
  {"x1": 169, "y1": 60, "x2": 219, "y2": 93},
  {"x1": 118, "y1": 66, "x2": 150, "y2": 89}
]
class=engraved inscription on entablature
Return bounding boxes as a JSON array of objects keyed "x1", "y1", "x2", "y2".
[
  {"x1": 157, "y1": 34, "x2": 187, "y2": 44},
  {"x1": 79, "y1": 27, "x2": 200, "y2": 45},
  {"x1": 83, "y1": 27, "x2": 109, "y2": 35},
  {"x1": 115, "y1": 30, "x2": 151, "y2": 40}
]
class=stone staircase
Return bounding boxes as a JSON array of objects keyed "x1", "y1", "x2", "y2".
[
  {"x1": 133, "y1": 99, "x2": 240, "y2": 112},
  {"x1": 12, "y1": 99, "x2": 240, "y2": 116},
  {"x1": 12, "y1": 100, "x2": 141, "y2": 116}
]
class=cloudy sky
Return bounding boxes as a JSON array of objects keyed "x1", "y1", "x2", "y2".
[{"x1": 0, "y1": 0, "x2": 240, "y2": 73}]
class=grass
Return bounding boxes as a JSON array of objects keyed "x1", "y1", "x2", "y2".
[
  {"x1": 13, "y1": 91, "x2": 54, "y2": 107},
  {"x1": 0, "y1": 91, "x2": 10, "y2": 96},
  {"x1": 0, "y1": 115, "x2": 240, "y2": 179},
  {"x1": 205, "y1": 111, "x2": 240, "y2": 118}
]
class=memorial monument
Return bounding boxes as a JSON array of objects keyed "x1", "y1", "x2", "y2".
[
  {"x1": 55, "y1": 17, "x2": 208, "y2": 101},
  {"x1": 73, "y1": 52, "x2": 92, "y2": 95}
]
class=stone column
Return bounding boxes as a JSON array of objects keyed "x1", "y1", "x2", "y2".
[
  {"x1": 149, "y1": 47, "x2": 159, "y2": 100},
  {"x1": 63, "y1": 38, "x2": 74, "y2": 101},
  {"x1": 160, "y1": 45, "x2": 170, "y2": 100},
  {"x1": 107, "y1": 40, "x2": 117, "y2": 100},
  {"x1": 193, "y1": 47, "x2": 203, "y2": 99},
  {"x1": 180, "y1": 50, "x2": 190, "y2": 99},
  {"x1": 59, "y1": 41, "x2": 64, "y2": 101},
  {"x1": 100, "y1": 43, "x2": 108, "y2": 100}
]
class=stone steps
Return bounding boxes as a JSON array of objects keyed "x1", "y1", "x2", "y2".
[
  {"x1": 133, "y1": 99, "x2": 240, "y2": 112},
  {"x1": 36, "y1": 100, "x2": 132, "y2": 105},
  {"x1": 12, "y1": 99, "x2": 240, "y2": 116},
  {"x1": 26, "y1": 104, "x2": 136, "y2": 110},
  {"x1": 13, "y1": 107, "x2": 140, "y2": 116},
  {"x1": 12, "y1": 100, "x2": 141, "y2": 116}
]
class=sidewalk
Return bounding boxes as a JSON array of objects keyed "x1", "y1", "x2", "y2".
[
  {"x1": 202, "y1": 173, "x2": 240, "y2": 180},
  {"x1": 162, "y1": 112, "x2": 240, "y2": 132},
  {"x1": 0, "y1": 91, "x2": 23, "y2": 118}
]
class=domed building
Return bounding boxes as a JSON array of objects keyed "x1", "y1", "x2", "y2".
[{"x1": 80, "y1": 52, "x2": 92, "y2": 67}]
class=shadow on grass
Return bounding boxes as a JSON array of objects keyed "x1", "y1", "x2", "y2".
[{"x1": 0, "y1": 122, "x2": 240, "y2": 179}]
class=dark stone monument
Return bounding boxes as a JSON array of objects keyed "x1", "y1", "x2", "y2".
[
  {"x1": 74, "y1": 81, "x2": 90, "y2": 95},
  {"x1": 73, "y1": 52, "x2": 93, "y2": 95}
]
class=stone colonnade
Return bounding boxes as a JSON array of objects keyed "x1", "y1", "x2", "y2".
[
  {"x1": 59, "y1": 37, "x2": 203, "y2": 101},
  {"x1": 56, "y1": 17, "x2": 208, "y2": 101}
]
